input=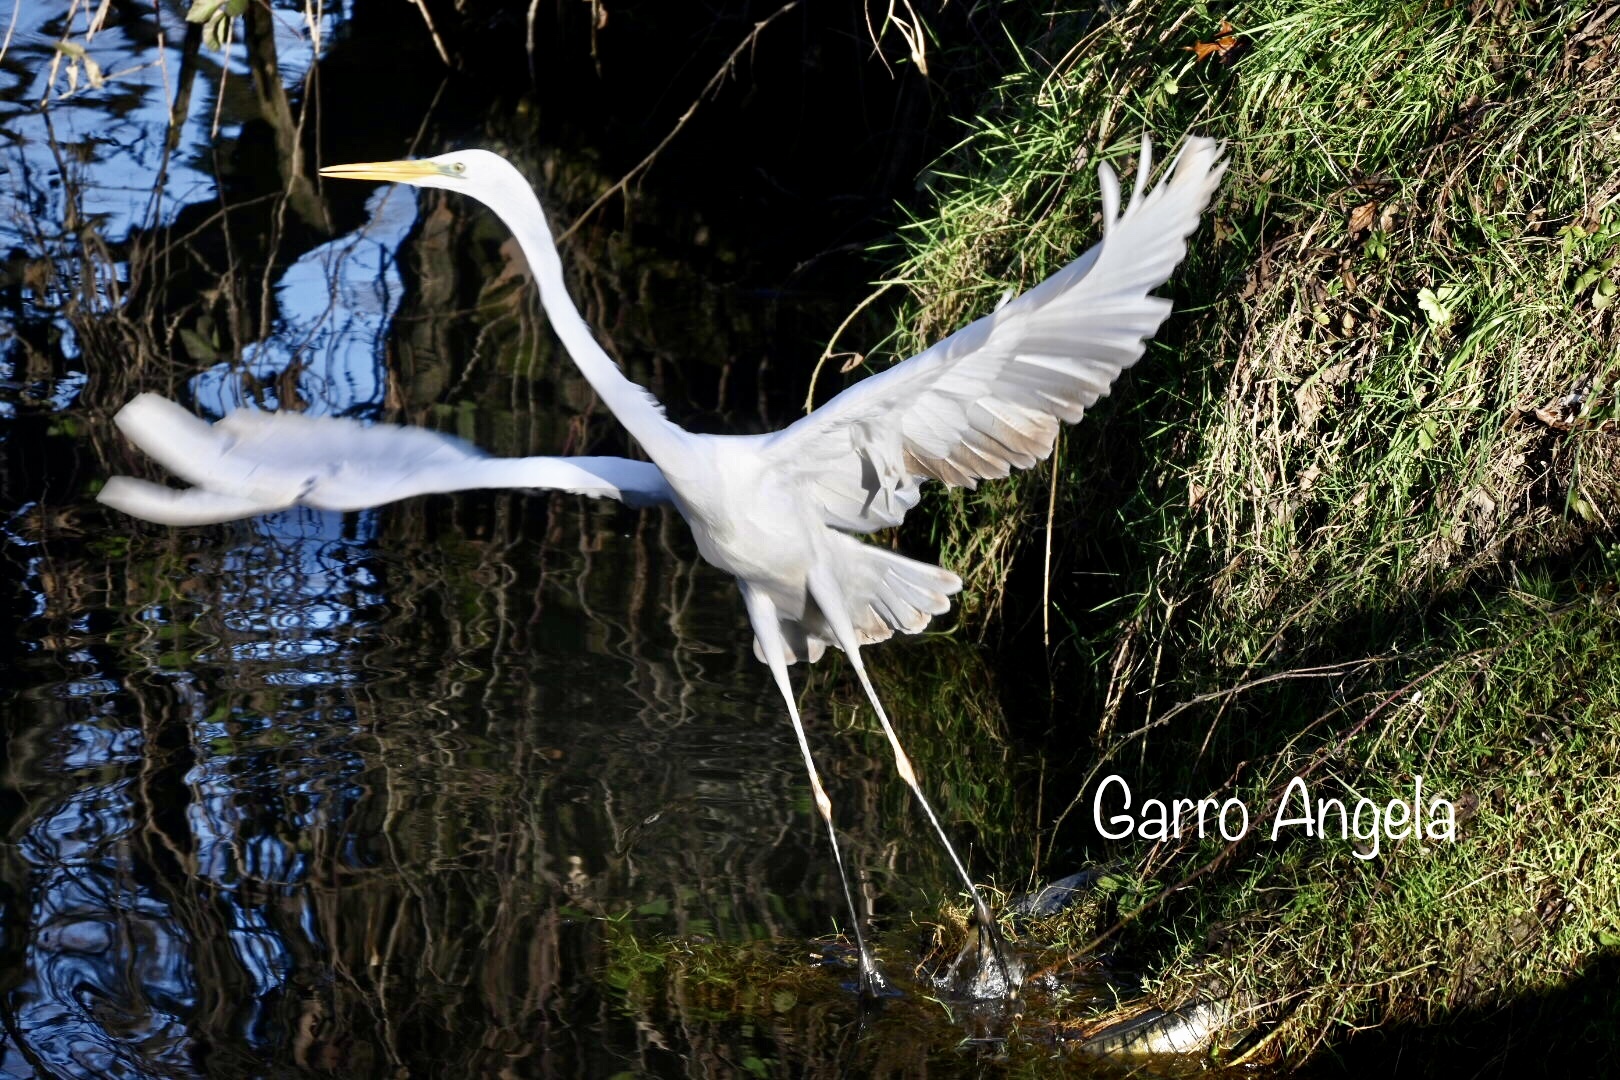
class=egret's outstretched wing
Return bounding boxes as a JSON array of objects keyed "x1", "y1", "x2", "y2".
[
  {"x1": 99, "y1": 392, "x2": 670, "y2": 526},
  {"x1": 766, "y1": 135, "x2": 1226, "y2": 533}
]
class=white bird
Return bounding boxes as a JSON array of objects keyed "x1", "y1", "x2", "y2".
[{"x1": 102, "y1": 135, "x2": 1225, "y2": 997}]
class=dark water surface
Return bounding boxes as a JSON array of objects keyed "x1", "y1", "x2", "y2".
[{"x1": 2, "y1": 3, "x2": 1033, "y2": 1075}]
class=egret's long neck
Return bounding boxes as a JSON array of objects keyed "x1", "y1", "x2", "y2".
[{"x1": 493, "y1": 173, "x2": 688, "y2": 467}]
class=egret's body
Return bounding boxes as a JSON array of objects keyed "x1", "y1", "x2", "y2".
[{"x1": 103, "y1": 137, "x2": 1226, "y2": 997}]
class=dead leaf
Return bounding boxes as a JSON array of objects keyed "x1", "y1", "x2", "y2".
[
  {"x1": 1525, "y1": 406, "x2": 1575, "y2": 432},
  {"x1": 1348, "y1": 201, "x2": 1377, "y2": 234},
  {"x1": 1187, "y1": 20, "x2": 1243, "y2": 64}
]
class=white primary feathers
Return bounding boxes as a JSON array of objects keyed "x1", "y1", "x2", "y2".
[{"x1": 99, "y1": 392, "x2": 669, "y2": 525}]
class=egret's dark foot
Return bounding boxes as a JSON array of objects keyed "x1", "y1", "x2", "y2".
[
  {"x1": 983, "y1": 921, "x2": 1026, "y2": 998},
  {"x1": 855, "y1": 952, "x2": 894, "y2": 1002},
  {"x1": 942, "y1": 909, "x2": 1025, "y2": 1000},
  {"x1": 825, "y1": 939, "x2": 897, "y2": 1000}
]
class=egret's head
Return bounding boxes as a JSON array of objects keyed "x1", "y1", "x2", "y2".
[{"x1": 319, "y1": 148, "x2": 517, "y2": 194}]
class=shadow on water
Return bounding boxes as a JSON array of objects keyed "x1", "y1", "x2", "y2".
[{"x1": 0, "y1": 2, "x2": 1045, "y2": 1075}]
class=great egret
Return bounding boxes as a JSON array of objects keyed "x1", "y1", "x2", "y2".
[{"x1": 103, "y1": 135, "x2": 1225, "y2": 997}]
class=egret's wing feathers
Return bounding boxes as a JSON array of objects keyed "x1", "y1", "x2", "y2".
[
  {"x1": 767, "y1": 135, "x2": 1225, "y2": 533},
  {"x1": 101, "y1": 392, "x2": 670, "y2": 525},
  {"x1": 99, "y1": 477, "x2": 292, "y2": 526}
]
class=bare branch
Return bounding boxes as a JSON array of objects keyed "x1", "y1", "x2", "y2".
[{"x1": 558, "y1": 2, "x2": 798, "y2": 244}]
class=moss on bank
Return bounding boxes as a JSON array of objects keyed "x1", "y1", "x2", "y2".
[{"x1": 842, "y1": 0, "x2": 1620, "y2": 1068}]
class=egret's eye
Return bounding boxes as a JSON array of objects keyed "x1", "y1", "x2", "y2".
[{"x1": 450, "y1": 161, "x2": 467, "y2": 175}]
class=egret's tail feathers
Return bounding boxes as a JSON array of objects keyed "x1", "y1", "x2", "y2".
[
  {"x1": 835, "y1": 533, "x2": 961, "y2": 646},
  {"x1": 753, "y1": 535, "x2": 961, "y2": 666}
]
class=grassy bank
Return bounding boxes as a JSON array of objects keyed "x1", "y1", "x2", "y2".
[{"x1": 856, "y1": 0, "x2": 1620, "y2": 1067}]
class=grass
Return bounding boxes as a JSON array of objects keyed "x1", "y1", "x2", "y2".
[
  {"x1": 824, "y1": 0, "x2": 1620, "y2": 1068},
  {"x1": 1124, "y1": 561, "x2": 1620, "y2": 1067}
]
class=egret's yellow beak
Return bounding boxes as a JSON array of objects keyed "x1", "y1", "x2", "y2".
[{"x1": 319, "y1": 160, "x2": 444, "y2": 183}]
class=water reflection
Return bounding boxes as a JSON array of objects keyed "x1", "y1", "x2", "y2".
[
  {"x1": 8, "y1": 486, "x2": 928, "y2": 1072},
  {"x1": 189, "y1": 184, "x2": 414, "y2": 418},
  {"x1": 8, "y1": 436, "x2": 1020, "y2": 1073},
  {"x1": 1, "y1": 3, "x2": 1026, "y2": 1075}
]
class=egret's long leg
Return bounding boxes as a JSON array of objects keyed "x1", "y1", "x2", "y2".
[
  {"x1": 740, "y1": 584, "x2": 887, "y2": 996},
  {"x1": 808, "y1": 572, "x2": 1023, "y2": 992}
]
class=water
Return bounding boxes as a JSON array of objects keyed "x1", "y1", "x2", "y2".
[
  {"x1": 3, "y1": 496, "x2": 884, "y2": 1074},
  {"x1": 1, "y1": 4, "x2": 1029, "y2": 1074}
]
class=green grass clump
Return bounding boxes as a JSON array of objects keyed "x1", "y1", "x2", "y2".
[
  {"x1": 841, "y1": 0, "x2": 1620, "y2": 1066},
  {"x1": 1136, "y1": 564, "x2": 1620, "y2": 1065},
  {"x1": 874, "y1": 0, "x2": 1619, "y2": 652}
]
